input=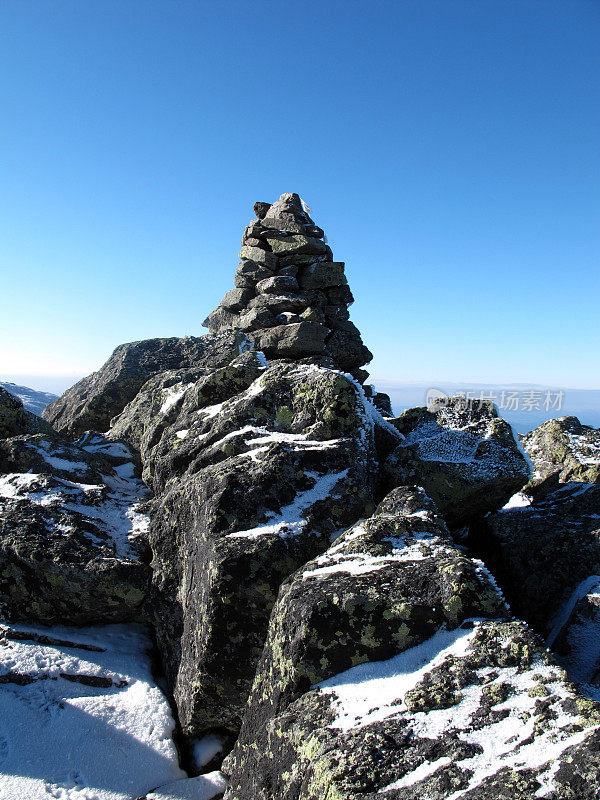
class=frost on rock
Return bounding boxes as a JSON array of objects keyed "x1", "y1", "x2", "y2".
[
  {"x1": 383, "y1": 398, "x2": 531, "y2": 526},
  {"x1": 223, "y1": 486, "x2": 509, "y2": 800},
  {"x1": 227, "y1": 615, "x2": 600, "y2": 800},
  {"x1": 0, "y1": 621, "x2": 185, "y2": 800}
]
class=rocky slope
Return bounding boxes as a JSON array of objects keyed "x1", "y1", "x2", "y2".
[
  {"x1": 0, "y1": 381, "x2": 58, "y2": 416},
  {"x1": 2, "y1": 193, "x2": 600, "y2": 800}
]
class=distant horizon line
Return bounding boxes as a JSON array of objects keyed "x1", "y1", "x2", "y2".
[{"x1": 2, "y1": 373, "x2": 600, "y2": 395}]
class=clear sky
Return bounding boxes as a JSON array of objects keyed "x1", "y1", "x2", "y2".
[{"x1": 1, "y1": 0, "x2": 598, "y2": 391}]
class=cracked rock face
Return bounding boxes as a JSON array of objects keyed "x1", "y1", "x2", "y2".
[{"x1": 202, "y1": 193, "x2": 373, "y2": 378}]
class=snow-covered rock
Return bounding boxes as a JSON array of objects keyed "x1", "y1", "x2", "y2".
[
  {"x1": 383, "y1": 398, "x2": 531, "y2": 526},
  {"x1": 523, "y1": 415, "x2": 600, "y2": 488}
]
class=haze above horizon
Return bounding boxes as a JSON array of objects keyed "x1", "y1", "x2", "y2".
[{"x1": 1, "y1": 1, "x2": 598, "y2": 389}]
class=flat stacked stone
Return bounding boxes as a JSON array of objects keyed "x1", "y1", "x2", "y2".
[{"x1": 202, "y1": 193, "x2": 373, "y2": 380}]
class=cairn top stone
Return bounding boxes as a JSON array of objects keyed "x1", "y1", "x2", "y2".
[{"x1": 203, "y1": 193, "x2": 373, "y2": 380}]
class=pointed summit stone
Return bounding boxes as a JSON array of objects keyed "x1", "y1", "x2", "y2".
[{"x1": 203, "y1": 193, "x2": 373, "y2": 380}]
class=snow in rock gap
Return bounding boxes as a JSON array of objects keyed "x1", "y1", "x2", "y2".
[
  {"x1": 500, "y1": 491, "x2": 532, "y2": 510},
  {"x1": 27, "y1": 440, "x2": 90, "y2": 474},
  {"x1": 160, "y1": 384, "x2": 194, "y2": 415},
  {"x1": 547, "y1": 580, "x2": 600, "y2": 700},
  {"x1": 227, "y1": 469, "x2": 349, "y2": 539},
  {"x1": 196, "y1": 402, "x2": 225, "y2": 420},
  {"x1": 77, "y1": 435, "x2": 133, "y2": 460},
  {"x1": 190, "y1": 733, "x2": 228, "y2": 771},
  {"x1": 316, "y1": 620, "x2": 593, "y2": 798},
  {"x1": 0, "y1": 622, "x2": 186, "y2": 800}
]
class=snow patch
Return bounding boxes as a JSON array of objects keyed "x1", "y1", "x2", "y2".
[
  {"x1": 227, "y1": 469, "x2": 349, "y2": 539},
  {"x1": 0, "y1": 621, "x2": 184, "y2": 800}
]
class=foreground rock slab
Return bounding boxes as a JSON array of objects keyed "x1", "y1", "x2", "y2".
[
  {"x1": 147, "y1": 362, "x2": 383, "y2": 738},
  {"x1": 226, "y1": 617, "x2": 600, "y2": 800},
  {"x1": 223, "y1": 486, "x2": 506, "y2": 797}
]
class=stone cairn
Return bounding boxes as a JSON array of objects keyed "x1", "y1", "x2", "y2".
[{"x1": 203, "y1": 192, "x2": 373, "y2": 383}]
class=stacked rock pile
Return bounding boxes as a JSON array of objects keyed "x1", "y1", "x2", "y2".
[{"x1": 203, "y1": 192, "x2": 373, "y2": 381}]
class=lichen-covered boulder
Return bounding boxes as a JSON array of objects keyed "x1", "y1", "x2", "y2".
[
  {"x1": 42, "y1": 332, "x2": 241, "y2": 437},
  {"x1": 108, "y1": 348, "x2": 265, "y2": 464},
  {"x1": 523, "y1": 416, "x2": 600, "y2": 488},
  {"x1": 0, "y1": 386, "x2": 53, "y2": 439},
  {"x1": 223, "y1": 486, "x2": 506, "y2": 796},
  {"x1": 475, "y1": 482, "x2": 600, "y2": 637},
  {"x1": 225, "y1": 618, "x2": 600, "y2": 800},
  {"x1": 0, "y1": 434, "x2": 150, "y2": 624},
  {"x1": 383, "y1": 398, "x2": 530, "y2": 526},
  {"x1": 147, "y1": 363, "x2": 384, "y2": 738}
]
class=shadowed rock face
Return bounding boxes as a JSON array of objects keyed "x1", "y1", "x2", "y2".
[
  {"x1": 202, "y1": 193, "x2": 373, "y2": 379},
  {"x1": 475, "y1": 482, "x2": 600, "y2": 637},
  {"x1": 42, "y1": 332, "x2": 242, "y2": 438}
]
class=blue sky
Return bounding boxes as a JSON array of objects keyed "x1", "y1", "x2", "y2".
[{"x1": 1, "y1": 0, "x2": 598, "y2": 391}]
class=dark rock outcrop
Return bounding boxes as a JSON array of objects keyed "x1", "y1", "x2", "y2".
[
  {"x1": 202, "y1": 193, "x2": 373, "y2": 378},
  {"x1": 224, "y1": 487, "x2": 600, "y2": 800},
  {"x1": 0, "y1": 386, "x2": 53, "y2": 438},
  {"x1": 475, "y1": 482, "x2": 600, "y2": 637},
  {"x1": 42, "y1": 332, "x2": 242, "y2": 437},
  {"x1": 0, "y1": 432, "x2": 150, "y2": 624},
  {"x1": 383, "y1": 398, "x2": 530, "y2": 526}
]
